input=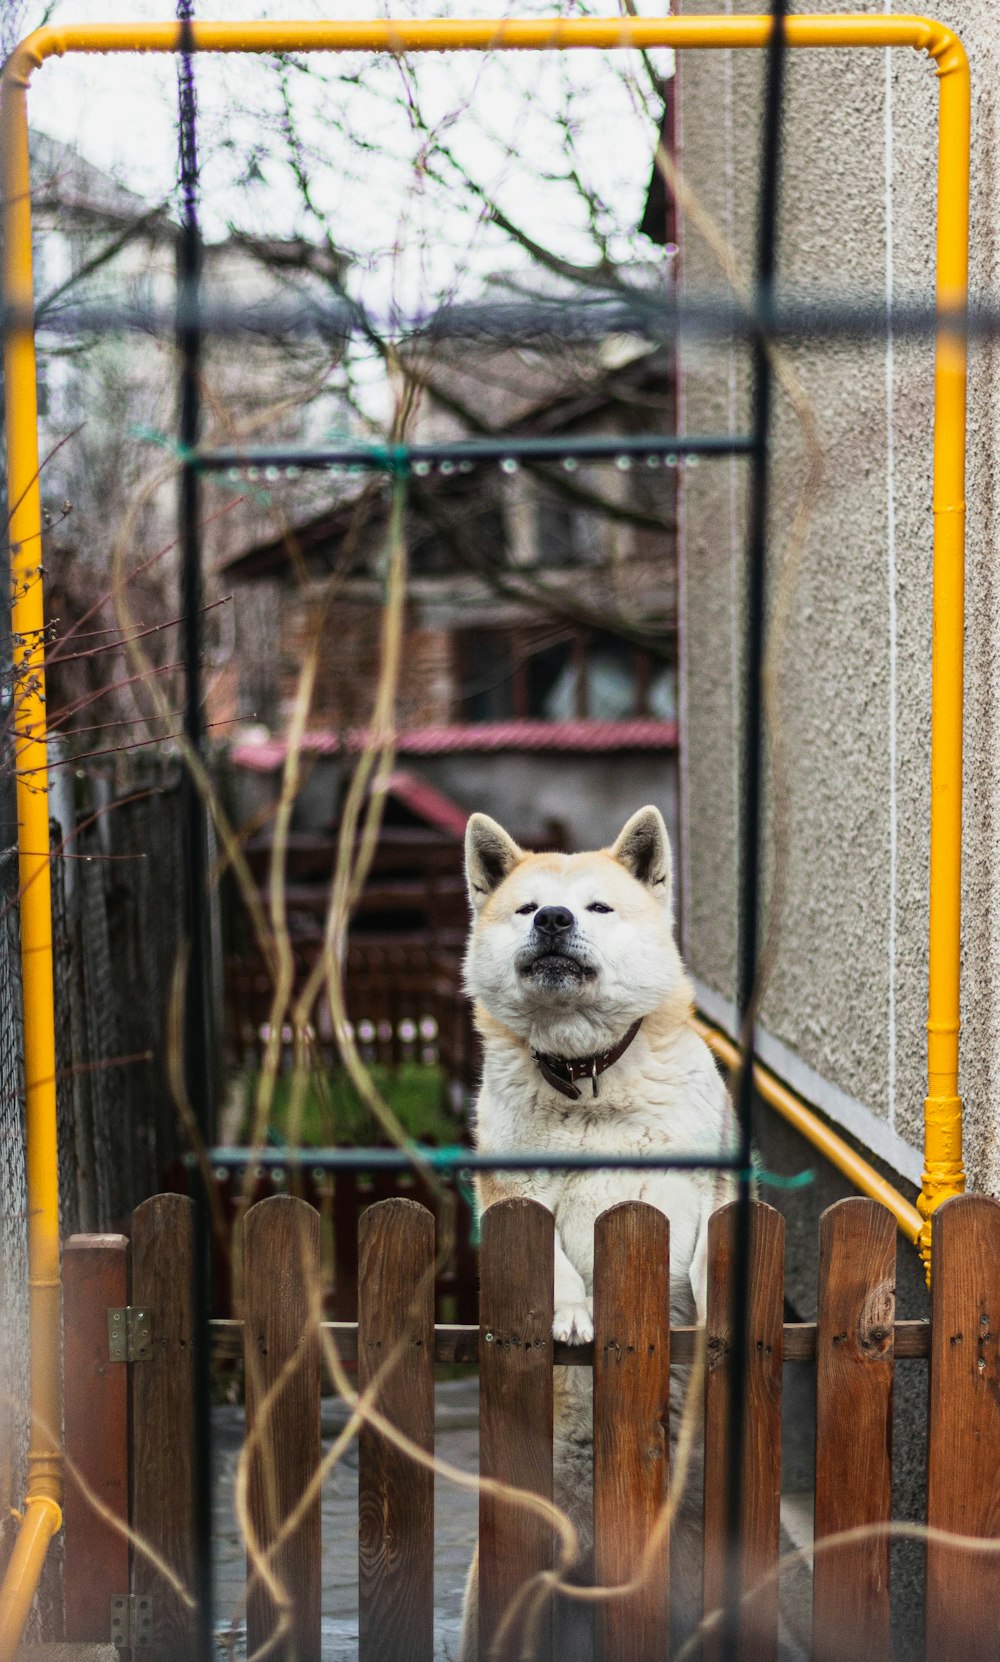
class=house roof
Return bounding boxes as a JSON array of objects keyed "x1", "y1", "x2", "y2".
[
  {"x1": 29, "y1": 129, "x2": 155, "y2": 225},
  {"x1": 381, "y1": 769, "x2": 469, "y2": 838},
  {"x1": 221, "y1": 341, "x2": 675, "y2": 583},
  {"x1": 231, "y1": 718, "x2": 677, "y2": 772}
]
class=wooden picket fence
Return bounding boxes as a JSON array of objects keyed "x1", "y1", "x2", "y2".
[{"x1": 61, "y1": 1190, "x2": 1000, "y2": 1661}]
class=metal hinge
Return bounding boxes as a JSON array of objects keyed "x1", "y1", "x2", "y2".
[
  {"x1": 107, "y1": 1306, "x2": 152, "y2": 1363},
  {"x1": 110, "y1": 1593, "x2": 152, "y2": 1650}
]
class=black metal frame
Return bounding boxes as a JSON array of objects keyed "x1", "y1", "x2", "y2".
[{"x1": 178, "y1": 2, "x2": 784, "y2": 1653}]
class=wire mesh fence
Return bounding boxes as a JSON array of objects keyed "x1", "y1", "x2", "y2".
[
  {"x1": 47, "y1": 763, "x2": 195, "y2": 1237},
  {"x1": 0, "y1": 848, "x2": 28, "y2": 1551}
]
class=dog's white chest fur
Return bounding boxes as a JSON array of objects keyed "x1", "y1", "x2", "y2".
[{"x1": 476, "y1": 1019, "x2": 730, "y2": 1333}]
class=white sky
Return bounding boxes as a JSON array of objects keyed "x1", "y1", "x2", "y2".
[{"x1": 16, "y1": 0, "x2": 674, "y2": 314}]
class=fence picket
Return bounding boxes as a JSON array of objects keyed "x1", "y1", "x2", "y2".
[
  {"x1": 479, "y1": 1198, "x2": 554, "y2": 1662},
  {"x1": 243, "y1": 1195, "x2": 321, "y2": 1662},
  {"x1": 593, "y1": 1201, "x2": 671, "y2": 1662},
  {"x1": 63, "y1": 1232, "x2": 130, "y2": 1642},
  {"x1": 927, "y1": 1194, "x2": 1000, "y2": 1662},
  {"x1": 358, "y1": 1198, "x2": 435, "y2": 1662},
  {"x1": 812, "y1": 1197, "x2": 894, "y2": 1662},
  {"x1": 703, "y1": 1200, "x2": 784, "y2": 1662},
  {"x1": 130, "y1": 1194, "x2": 197, "y2": 1660}
]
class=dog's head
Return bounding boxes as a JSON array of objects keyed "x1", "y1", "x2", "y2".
[{"x1": 463, "y1": 805, "x2": 688, "y2": 1049}]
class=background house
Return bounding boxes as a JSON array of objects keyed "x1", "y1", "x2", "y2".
[
  {"x1": 216, "y1": 311, "x2": 681, "y2": 1138},
  {"x1": 220, "y1": 332, "x2": 679, "y2": 858},
  {"x1": 15, "y1": 129, "x2": 358, "y2": 772}
]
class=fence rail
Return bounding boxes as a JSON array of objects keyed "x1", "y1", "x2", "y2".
[{"x1": 61, "y1": 1189, "x2": 1000, "y2": 1662}]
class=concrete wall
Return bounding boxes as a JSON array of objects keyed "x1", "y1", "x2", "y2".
[
  {"x1": 677, "y1": 1, "x2": 1000, "y2": 1190},
  {"x1": 233, "y1": 750, "x2": 678, "y2": 869},
  {"x1": 415, "y1": 751, "x2": 678, "y2": 863}
]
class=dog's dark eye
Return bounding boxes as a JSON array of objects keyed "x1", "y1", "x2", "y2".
[
  {"x1": 587, "y1": 902, "x2": 613, "y2": 914},
  {"x1": 515, "y1": 903, "x2": 536, "y2": 916}
]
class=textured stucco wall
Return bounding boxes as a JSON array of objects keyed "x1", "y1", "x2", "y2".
[{"x1": 678, "y1": 1, "x2": 1000, "y2": 1188}]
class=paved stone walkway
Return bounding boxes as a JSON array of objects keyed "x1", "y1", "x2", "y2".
[{"x1": 213, "y1": 1380, "x2": 479, "y2": 1659}]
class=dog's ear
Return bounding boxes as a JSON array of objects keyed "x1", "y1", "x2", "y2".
[
  {"x1": 465, "y1": 813, "x2": 524, "y2": 909},
  {"x1": 609, "y1": 805, "x2": 672, "y2": 899}
]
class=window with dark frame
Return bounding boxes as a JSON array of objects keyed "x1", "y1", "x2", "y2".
[{"x1": 453, "y1": 626, "x2": 675, "y2": 724}]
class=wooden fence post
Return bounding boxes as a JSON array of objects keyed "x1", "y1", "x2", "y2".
[
  {"x1": 593, "y1": 1201, "x2": 671, "y2": 1662},
  {"x1": 479, "y1": 1198, "x2": 554, "y2": 1662},
  {"x1": 357, "y1": 1198, "x2": 435, "y2": 1662},
  {"x1": 812, "y1": 1197, "x2": 895, "y2": 1662},
  {"x1": 243, "y1": 1195, "x2": 322, "y2": 1662},
  {"x1": 703, "y1": 1200, "x2": 784, "y2": 1662},
  {"x1": 927, "y1": 1193, "x2": 1000, "y2": 1662},
  {"x1": 130, "y1": 1193, "x2": 197, "y2": 1660},
  {"x1": 63, "y1": 1232, "x2": 130, "y2": 1641}
]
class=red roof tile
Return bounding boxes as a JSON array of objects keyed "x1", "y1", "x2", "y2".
[{"x1": 231, "y1": 718, "x2": 677, "y2": 772}]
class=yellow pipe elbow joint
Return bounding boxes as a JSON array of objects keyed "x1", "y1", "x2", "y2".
[{"x1": 0, "y1": 1496, "x2": 62, "y2": 1662}]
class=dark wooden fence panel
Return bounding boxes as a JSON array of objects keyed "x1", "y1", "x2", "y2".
[
  {"x1": 243, "y1": 1195, "x2": 322, "y2": 1662},
  {"x1": 927, "y1": 1193, "x2": 1000, "y2": 1662},
  {"x1": 703, "y1": 1200, "x2": 784, "y2": 1662},
  {"x1": 63, "y1": 1232, "x2": 130, "y2": 1642},
  {"x1": 812, "y1": 1197, "x2": 895, "y2": 1662},
  {"x1": 479, "y1": 1198, "x2": 554, "y2": 1662},
  {"x1": 358, "y1": 1199, "x2": 436, "y2": 1662},
  {"x1": 131, "y1": 1194, "x2": 197, "y2": 1661},
  {"x1": 68, "y1": 1186, "x2": 1000, "y2": 1662},
  {"x1": 593, "y1": 1201, "x2": 671, "y2": 1662}
]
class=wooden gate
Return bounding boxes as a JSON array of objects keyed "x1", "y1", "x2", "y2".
[{"x1": 61, "y1": 1190, "x2": 1000, "y2": 1661}]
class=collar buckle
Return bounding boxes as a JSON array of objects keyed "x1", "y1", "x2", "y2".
[{"x1": 531, "y1": 1017, "x2": 643, "y2": 1103}]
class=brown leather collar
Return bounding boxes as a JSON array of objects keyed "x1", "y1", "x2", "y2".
[{"x1": 531, "y1": 1018, "x2": 643, "y2": 1101}]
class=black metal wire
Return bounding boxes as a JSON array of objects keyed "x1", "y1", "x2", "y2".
[
  {"x1": 196, "y1": 433, "x2": 753, "y2": 471},
  {"x1": 201, "y1": 1146, "x2": 746, "y2": 1174},
  {"x1": 16, "y1": 292, "x2": 988, "y2": 343},
  {"x1": 721, "y1": 4, "x2": 788, "y2": 1657},
  {"x1": 175, "y1": 6, "x2": 214, "y2": 1657}
]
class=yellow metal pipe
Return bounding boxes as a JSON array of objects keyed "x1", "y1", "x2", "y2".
[
  {"x1": 0, "y1": 60, "x2": 64, "y2": 1662},
  {"x1": 693, "y1": 1016, "x2": 924, "y2": 1245},
  {"x1": 920, "y1": 34, "x2": 971, "y2": 1272},
  {"x1": 0, "y1": 15, "x2": 977, "y2": 72},
  {"x1": 0, "y1": 14, "x2": 968, "y2": 1648}
]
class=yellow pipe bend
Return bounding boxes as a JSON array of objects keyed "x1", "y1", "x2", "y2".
[
  {"x1": 0, "y1": 14, "x2": 968, "y2": 1651},
  {"x1": 694, "y1": 1017, "x2": 924, "y2": 1245},
  {"x1": 0, "y1": 15, "x2": 973, "y2": 74},
  {"x1": 0, "y1": 1499, "x2": 62, "y2": 1661}
]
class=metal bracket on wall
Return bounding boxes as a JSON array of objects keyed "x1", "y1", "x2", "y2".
[
  {"x1": 110, "y1": 1593, "x2": 152, "y2": 1651},
  {"x1": 107, "y1": 1306, "x2": 152, "y2": 1363}
]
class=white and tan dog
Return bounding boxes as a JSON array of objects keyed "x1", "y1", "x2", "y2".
[{"x1": 459, "y1": 804, "x2": 733, "y2": 1659}]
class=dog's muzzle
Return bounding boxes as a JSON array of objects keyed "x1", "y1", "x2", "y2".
[{"x1": 517, "y1": 907, "x2": 596, "y2": 983}]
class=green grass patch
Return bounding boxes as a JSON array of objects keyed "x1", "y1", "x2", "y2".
[{"x1": 231, "y1": 1061, "x2": 457, "y2": 1148}]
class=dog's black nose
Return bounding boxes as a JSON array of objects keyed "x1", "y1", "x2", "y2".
[{"x1": 534, "y1": 905, "x2": 574, "y2": 937}]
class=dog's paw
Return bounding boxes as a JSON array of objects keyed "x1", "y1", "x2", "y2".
[{"x1": 552, "y1": 1300, "x2": 594, "y2": 1344}]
